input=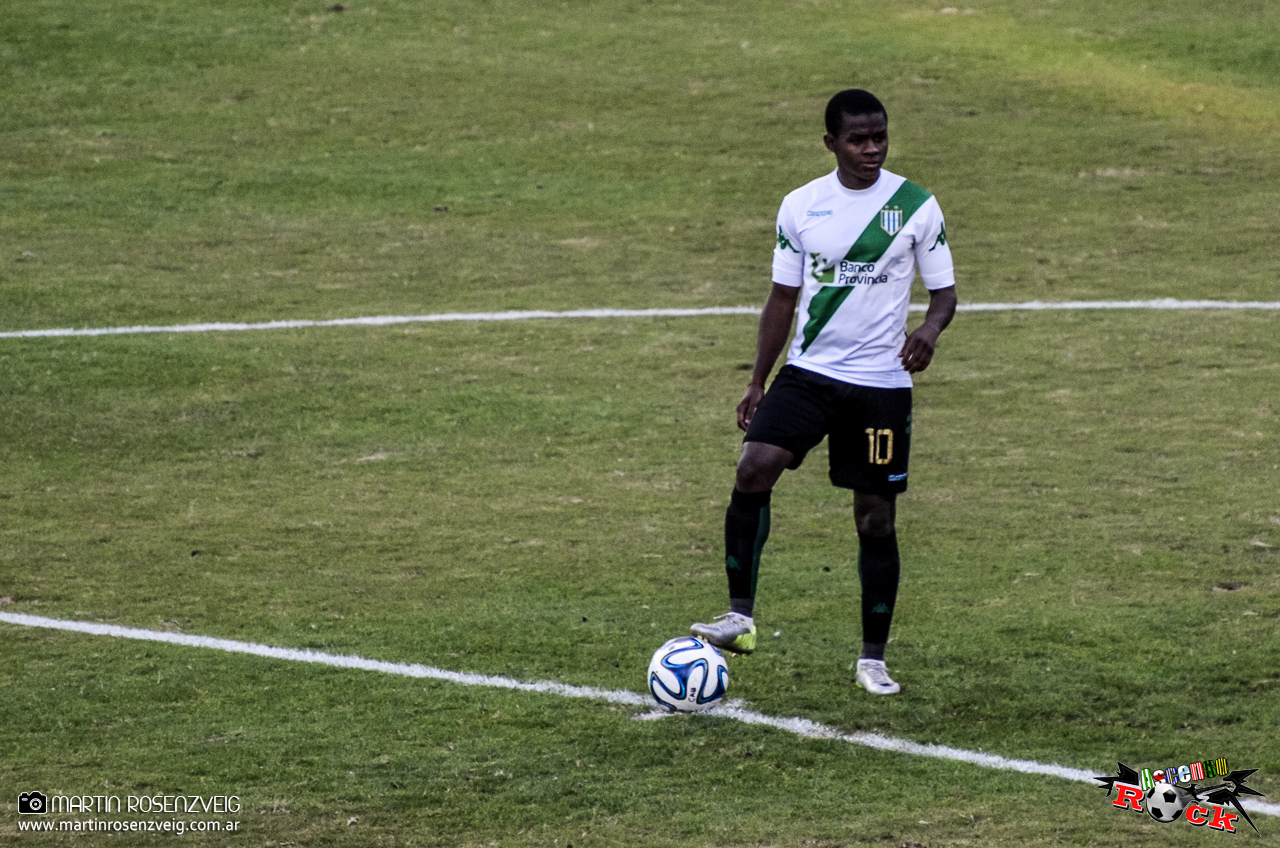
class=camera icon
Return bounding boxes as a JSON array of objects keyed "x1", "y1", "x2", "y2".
[{"x1": 18, "y1": 791, "x2": 48, "y2": 815}]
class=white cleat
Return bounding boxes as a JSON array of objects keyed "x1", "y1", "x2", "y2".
[
  {"x1": 855, "y1": 658, "x2": 900, "y2": 695},
  {"x1": 690, "y1": 612, "x2": 757, "y2": 654}
]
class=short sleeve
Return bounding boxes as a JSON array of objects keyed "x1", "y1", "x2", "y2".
[
  {"x1": 914, "y1": 197, "x2": 955, "y2": 291},
  {"x1": 771, "y1": 198, "x2": 804, "y2": 288}
]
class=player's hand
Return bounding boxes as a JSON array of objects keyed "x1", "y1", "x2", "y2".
[
  {"x1": 736, "y1": 383, "x2": 765, "y2": 431},
  {"x1": 899, "y1": 326, "x2": 940, "y2": 373}
]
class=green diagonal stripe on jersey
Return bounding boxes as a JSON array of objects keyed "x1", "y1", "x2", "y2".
[
  {"x1": 800, "y1": 180, "x2": 933, "y2": 353},
  {"x1": 843, "y1": 180, "x2": 932, "y2": 263}
]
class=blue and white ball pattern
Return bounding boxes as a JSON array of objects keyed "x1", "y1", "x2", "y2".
[{"x1": 648, "y1": 636, "x2": 729, "y2": 712}]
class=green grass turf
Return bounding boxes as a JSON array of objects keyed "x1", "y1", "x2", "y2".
[
  {"x1": 3, "y1": 0, "x2": 1280, "y2": 329},
  {"x1": 3, "y1": 312, "x2": 1278, "y2": 845},
  {"x1": 3, "y1": 0, "x2": 1280, "y2": 844}
]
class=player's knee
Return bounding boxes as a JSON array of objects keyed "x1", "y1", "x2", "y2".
[
  {"x1": 735, "y1": 460, "x2": 772, "y2": 493},
  {"x1": 854, "y1": 498, "x2": 895, "y2": 537},
  {"x1": 856, "y1": 513, "x2": 893, "y2": 537},
  {"x1": 735, "y1": 453, "x2": 783, "y2": 493}
]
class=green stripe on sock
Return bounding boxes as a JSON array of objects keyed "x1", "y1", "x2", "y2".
[{"x1": 749, "y1": 504, "x2": 770, "y2": 599}]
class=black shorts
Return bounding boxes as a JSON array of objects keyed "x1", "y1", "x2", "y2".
[{"x1": 744, "y1": 365, "x2": 912, "y2": 494}]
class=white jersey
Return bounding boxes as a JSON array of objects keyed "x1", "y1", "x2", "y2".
[{"x1": 772, "y1": 168, "x2": 955, "y2": 388}]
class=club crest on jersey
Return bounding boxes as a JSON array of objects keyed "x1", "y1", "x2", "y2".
[{"x1": 880, "y1": 206, "x2": 903, "y2": 236}]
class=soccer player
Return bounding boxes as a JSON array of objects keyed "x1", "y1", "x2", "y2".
[{"x1": 691, "y1": 89, "x2": 958, "y2": 695}]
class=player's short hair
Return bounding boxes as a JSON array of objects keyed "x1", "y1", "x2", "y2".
[{"x1": 824, "y1": 89, "x2": 887, "y2": 136}]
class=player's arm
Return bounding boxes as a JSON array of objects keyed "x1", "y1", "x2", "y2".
[
  {"x1": 738, "y1": 283, "x2": 800, "y2": 430},
  {"x1": 899, "y1": 284, "x2": 956, "y2": 374},
  {"x1": 901, "y1": 198, "x2": 957, "y2": 374}
]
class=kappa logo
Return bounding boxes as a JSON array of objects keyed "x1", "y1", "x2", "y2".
[
  {"x1": 880, "y1": 206, "x2": 903, "y2": 236},
  {"x1": 930, "y1": 222, "x2": 947, "y2": 251}
]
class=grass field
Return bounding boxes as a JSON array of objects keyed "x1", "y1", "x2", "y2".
[{"x1": 3, "y1": 1, "x2": 1279, "y2": 845}]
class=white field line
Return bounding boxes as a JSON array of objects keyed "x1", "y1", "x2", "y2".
[
  {"x1": 3, "y1": 612, "x2": 1277, "y2": 819},
  {"x1": 2, "y1": 299, "x2": 1279, "y2": 340},
  {"x1": 0, "y1": 307, "x2": 760, "y2": 339}
]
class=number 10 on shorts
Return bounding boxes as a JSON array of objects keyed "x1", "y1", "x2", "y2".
[{"x1": 865, "y1": 428, "x2": 893, "y2": 465}]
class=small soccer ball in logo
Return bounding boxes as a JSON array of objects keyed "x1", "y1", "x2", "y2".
[
  {"x1": 647, "y1": 636, "x2": 729, "y2": 712},
  {"x1": 1145, "y1": 782, "x2": 1187, "y2": 823}
]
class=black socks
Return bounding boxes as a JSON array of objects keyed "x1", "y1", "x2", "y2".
[
  {"x1": 858, "y1": 530, "x2": 900, "y2": 654},
  {"x1": 724, "y1": 488, "x2": 771, "y2": 619},
  {"x1": 724, "y1": 490, "x2": 900, "y2": 658}
]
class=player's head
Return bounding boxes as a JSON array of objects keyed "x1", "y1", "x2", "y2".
[
  {"x1": 824, "y1": 89, "x2": 887, "y2": 136},
  {"x1": 823, "y1": 89, "x2": 888, "y2": 190}
]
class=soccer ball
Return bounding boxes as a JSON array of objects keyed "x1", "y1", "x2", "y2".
[
  {"x1": 1145, "y1": 782, "x2": 1187, "y2": 823},
  {"x1": 647, "y1": 636, "x2": 729, "y2": 712}
]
